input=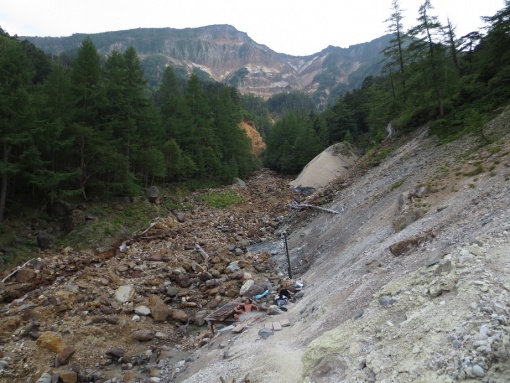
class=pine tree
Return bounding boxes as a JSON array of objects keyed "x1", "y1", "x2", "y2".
[{"x1": 0, "y1": 37, "x2": 36, "y2": 222}]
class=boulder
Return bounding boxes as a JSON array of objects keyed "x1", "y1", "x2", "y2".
[
  {"x1": 65, "y1": 209, "x2": 86, "y2": 232},
  {"x1": 146, "y1": 186, "x2": 160, "y2": 203},
  {"x1": 15, "y1": 268, "x2": 36, "y2": 283},
  {"x1": 36, "y1": 331, "x2": 63, "y2": 353},
  {"x1": 170, "y1": 309, "x2": 189, "y2": 323},
  {"x1": 149, "y1": 295, "x2": 169, "y2": 321},
  {"x1": 37, "y1": 231, "x2": 55, "y2": 250}
]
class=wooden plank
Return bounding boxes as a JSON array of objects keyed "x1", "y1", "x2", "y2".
[
  {"x1": 273, "y1": 322, "x2": 282, "y2": 331},
  {"x1": 232, "y1": 324, "x2": 246, "y2": 333},
  {"x1": 280, "y1": 318, "x2": 290, "y2": 327}
]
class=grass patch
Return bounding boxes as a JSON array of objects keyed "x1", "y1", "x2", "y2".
[
  {"x1": 390, "y1": 178, "x2": 406, "y2": 191},
  {"x1": 199, "y1": 190, "x2": 245, "y2": 208},
  {"x1": 487, "y1": 145, "x2": 502, "y2": 154},
  {"x1": 463, "y1": 165, "x2": 484, "y2": 177}
]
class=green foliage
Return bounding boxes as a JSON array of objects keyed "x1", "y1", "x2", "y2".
[
  {"x1": 267, "y1": 91, "x2": 315, "y2": 116},
  {"x1": 463, "y1": 165, "x2": 484, "y2": 177},
  {"x1": 199, "y1": 190, "x2": 245, "y2": 209}
]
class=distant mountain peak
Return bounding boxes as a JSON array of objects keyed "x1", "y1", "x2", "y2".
[{"x1": 25, "y1": 26, "x2": 391, "y2": 105}]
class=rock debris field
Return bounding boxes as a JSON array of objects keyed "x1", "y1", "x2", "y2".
[{"x1": 1, "y1": 107, "x2": 510, "y2": 383}]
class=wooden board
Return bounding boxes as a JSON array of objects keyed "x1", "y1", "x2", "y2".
[{"x1": 273, "y1": 322, "x2": 282, "y2": 331}]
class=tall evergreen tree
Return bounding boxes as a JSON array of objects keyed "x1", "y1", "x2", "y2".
[
  {"x1": 0, "y1": 37, "x2": 36, "y2": 222},
  {"x1": 382, "y1": 0, "x2": 408, "y2": 103},
  {"x1": 408, "y1": 0, "x2": 445, "y2": 116}
]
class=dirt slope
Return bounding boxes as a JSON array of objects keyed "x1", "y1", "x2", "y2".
[{"x1": 181, "y1": 108, "x2": 510, "y2": 383}]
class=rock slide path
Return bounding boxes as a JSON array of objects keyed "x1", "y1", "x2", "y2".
[{"x1": 0, "y1": 169, "x2": 296, "y2": 383}]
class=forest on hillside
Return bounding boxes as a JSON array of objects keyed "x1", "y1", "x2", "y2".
[
  {"x1": 263, "y1": 0, "x2": 510, "y2": 173},
  {"x1": 1, "y1": 0, "x2": 509, "y2": 224}
]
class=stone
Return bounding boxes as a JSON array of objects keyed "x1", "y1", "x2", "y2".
[
  {"x1": 36, "y1": 373, "x2": 52, "y2": 383},
  {"x1": 243, "y1": 283, "x2": 266, "y2": 298},
  {"x1": 132, "y1": 330, "x2": 155, "y2": 342},
  {"x1": 59, "y1": 370, "x2": 78, "y2": 383},
  {"x1": 37, "y1": 231, "x2": 55, "y2": 250},
  {"x1": 239, "y1": 279, "x2": 254, "y2": 296},
  {"x1": 170, "y1": 309, "x2": 188, "y2": 323},
  {"x1": 65, "y1": 209, "x2": 86, "y2": 232},
  {"x1": 114, "y1": 285, "x2": 135, "y2": 303},
  {"x1": 379, "y1": 295, "x2": 396, "y2": 307},
  {"x1": 57, "y1": 347, "x2": 76, "y2": 365},
  {"x1": 134, "y1": 305, "x2": 151, "y2": 316},
  {"x1": 36, "y1": 331, "x2": 64, "y2": 353},
  {"x1": 166, "y1": 286, "x2": 179, "y2": 296},
  {"x1": 149, "y1": 295, "x2": 170, "y2": 321},
  {"x1": 146, "y1": 186, "x2": 160, "y2": 203},
  {"x1": 472, "y1": 364, "x2": 485, "y2": 377},
  {"x1": 106, "y1": 348, "x2": 125, "y2": 359},
  {"x1": 258, "y1": 328, "x2": 274, "y2": 339},
  {"x1": 174, "y1": 274, "x2": 191, "y2": 288},
  {"x1": 15, "y1": 268, "x2": 36, "y2": 283},
  {"x1": 194, "y1": 310, "x2": 208, "y2": 326},
  {"x1": 174, "y1": 211, "x2": 186, "y2": 222}
]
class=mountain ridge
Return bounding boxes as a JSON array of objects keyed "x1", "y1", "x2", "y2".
[{"x1": 24, "y1": 24, "x2": 391, "y2": 104}]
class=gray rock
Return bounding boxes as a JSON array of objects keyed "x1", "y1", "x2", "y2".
[
  {"x1": 258, "y1": 328, "x2": 274, "y2": 339},
  {"x1": 353, "y1": 310, "x2": 364, "y2": 319},
  {"x1": 134, "y1": 305, "x2": 151, "y2": 316},
  {"x1": 35, "y1": 373, "x2": 52, "y2": 383},
  {"x1": 472, "y1": 364, "x2": 485, "y2": 377},
  {"x1": 114, "y1": 285, "x2": 135, "y2": 303},
  {"x1": 146, "y1": 186, "x2": 160, "y2": 203},
  {"x1": 132, "y1": 330, "x2": 155, "y2": 342},
  {"x1": 37, "y1": 231, "x2": 55, "y2": 250},
  {"x1": 379, "y1": 295, "x2": 396, "y2": 307}
]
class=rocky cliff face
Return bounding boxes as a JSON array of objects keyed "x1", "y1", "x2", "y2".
[{"x1": 25, "y1": 25, "x2": 390, "y2": 104}]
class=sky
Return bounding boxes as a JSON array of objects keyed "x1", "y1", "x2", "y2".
[{"x1": 0, "y1": 0, "x2": 505, "y2": 56}]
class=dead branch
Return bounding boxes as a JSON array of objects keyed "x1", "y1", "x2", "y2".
[
  {"x1": 288, "y1": 200, "x2": 339, "y2": 214},
  {"x1": 219, "y1": 374, "x2": 250, "y2": 383},
  {"x1": 2, "y1": 258, "x2": 35, "y2": 283},
  {"x1": 195, "y1": 243, "x2": 210, "y2": 262}
]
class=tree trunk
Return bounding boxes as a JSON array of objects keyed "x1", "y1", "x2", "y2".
[{"x1": 0, "y1": 144, "x2": 12, "y2": 224}]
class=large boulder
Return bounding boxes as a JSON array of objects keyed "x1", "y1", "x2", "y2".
[
  {"x1": 37, "y1": 231, "x2": 55, "y2": 250},
  {"x1": 146, "y1": 186, "x2": 160, "y2": 203},
  {"x1": 289, "y1": 143, "x2": 358, "y2": 193}
]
